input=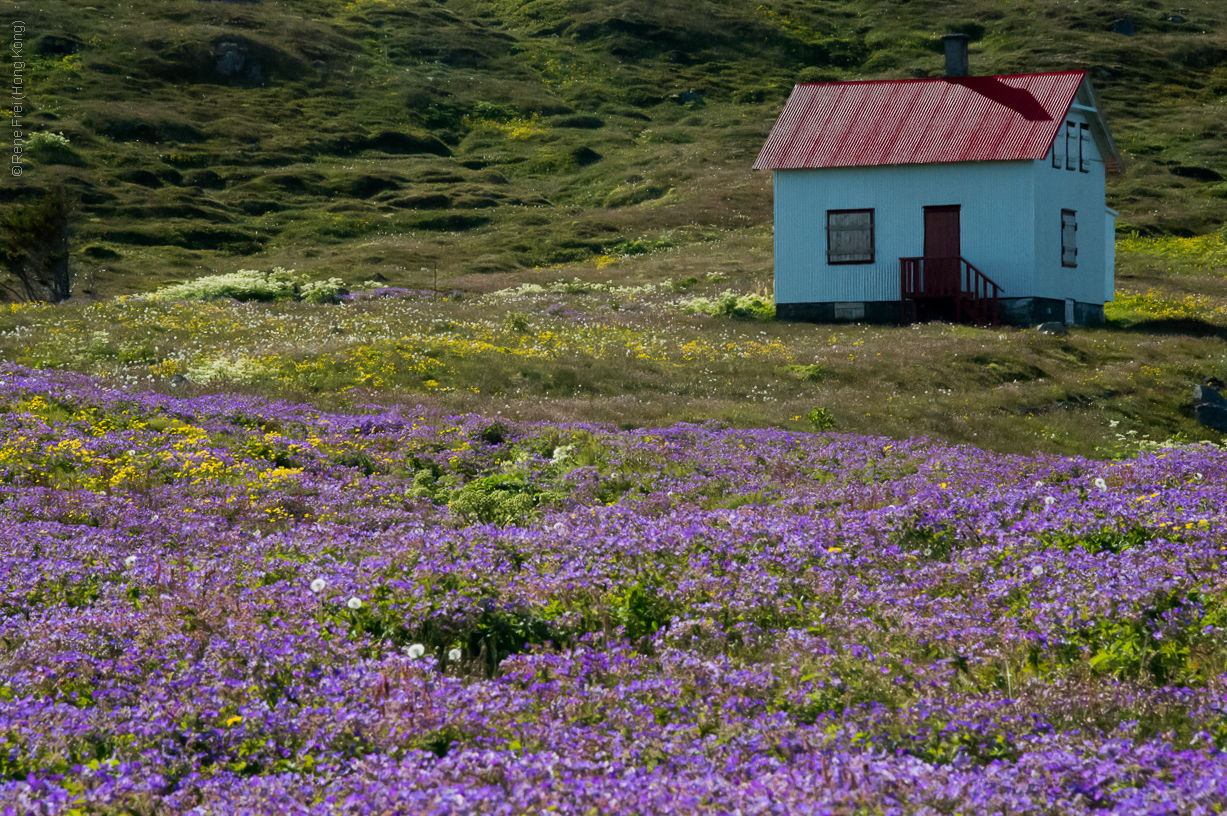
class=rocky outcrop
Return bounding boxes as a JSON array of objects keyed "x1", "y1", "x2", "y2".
[{"x1": 1193, "y1": 384, "x2": 1227, "y2": 433}]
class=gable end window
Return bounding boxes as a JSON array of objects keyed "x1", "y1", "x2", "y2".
[
  {"x1": 1079, "y1": 123, "x2": 1090, "y2": 173},
  {"x1": 827, "y1": 209, "x2": 874, "y2": 264},
  {"x1": 1065, "y1": 122, "x2": 1076, "y2": 171},
  {"x1": 1061, "y1": 209, "x2": 1077, "y2": 268}
]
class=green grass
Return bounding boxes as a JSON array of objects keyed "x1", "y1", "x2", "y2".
[
  {"x1": 2, "y1": 0, "x2": 1227, "y2": 457},
  {"x1": 3, "y1": 0, "x2": 1226, "y2": 298},
  {"x1": 4, "y1": 225, "x2": 1226, "y2": 459}
]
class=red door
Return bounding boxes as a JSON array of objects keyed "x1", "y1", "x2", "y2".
[{"x1": 923, "y1": 205, "x2": 961, "y2": 295}]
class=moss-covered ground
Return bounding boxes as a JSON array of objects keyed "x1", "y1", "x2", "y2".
[{"x1": 5, "y1": 0, "x2": 1227, "y2": 296}]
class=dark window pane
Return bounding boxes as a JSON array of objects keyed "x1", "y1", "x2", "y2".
[{"x1": 827, "y1": 209, "x2": 874, "y2": 264}]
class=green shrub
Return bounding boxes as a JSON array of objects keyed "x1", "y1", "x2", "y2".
[
  {"x1": 299, "y1": 278, "x2": 348, "y2": 304},
  {"x1": 806, "y1": 407, "x2": 836, "y2": 432},
  {"x1": 448, "y1": 474, "x2": 539, "y2": 525},
  {"x1": 503, "y1": 312, "x2": 532, "y2": 333},
  {"x1": 25, "y1": 132, "x2": 85, "y2": 166},
  {"x1": 777, "y1": 364, "x2": 828, "y2": 382},
  {"x1": 144, "y1": 268, "x2": 348, "y2": 303},
  {"x1": 680, "y1": 290, "x2": 775, "y2": 321}
]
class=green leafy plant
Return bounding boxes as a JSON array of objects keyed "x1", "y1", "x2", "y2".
[
  {"x1": 448, "y1": 473, "x2": 539, "y2": 525},
  {"x1": 680, "y1": 290, "x2": 775, "y2": 321},
  {"x1": 144, "y1": 268, "x2": 348, "y2": 303},
  {"x1": 806, "y1": 407, "x2": 836, "y2": 432},
  {"x1": 24, "y1": 132, "x2": 84, "y2": 166}
]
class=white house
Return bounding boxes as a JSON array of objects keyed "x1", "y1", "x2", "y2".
[{"x1": 753, "y1": 38, "x2": 1124, "y2": 326}]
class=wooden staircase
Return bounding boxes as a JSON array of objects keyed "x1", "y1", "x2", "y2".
[{"x1": 899, "y1": 256, "x2": 1002, "y2": 326}]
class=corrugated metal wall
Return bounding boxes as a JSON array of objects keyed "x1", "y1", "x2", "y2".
[
  {"x1": 1104, "y1": 211, "x2": 1116, "y2": 302},
  {"x1": 773, "y1": 126, "x2": 1113, "y2": 308},
  {"x1": 773, "y1": 161, "x2": 1036, "y2": 304},
  {"x1": 1030, "y1": 109, "x2": 1110, "y2": 305}
]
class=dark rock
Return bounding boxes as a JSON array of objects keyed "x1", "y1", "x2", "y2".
[
  {"x1": 1166, "y1": 14, "x2": 1186, "y2": 24},
  {"x1": 170, "y1": 374, "x2": 190, "y2": 387},
  {"x1": 1194, "y1": 385, "x2": 1227, "y2": 432},
  {"x1": 1196, "y1": 403, "x2": 1227, "y2": 432},
  {"x1": 1037, "y1": 321, "x2": 1067, "y2": 335},
  {"x1": 1110, "y1": 18, "x2": 1135, "y2": 36},
  {"x1": 145, "y1": 35, "x2": 302, "y2": 87},
  {"x1": 216, "y1": 41, "x2": 258, "y2": 82},
  {"x1": 1194, "y1": 384, "x2": 1227, "y2": 407}
]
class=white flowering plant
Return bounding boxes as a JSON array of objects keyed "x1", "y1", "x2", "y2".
[
  {"x1": 26, "y1": 132, "x2": 83, "y2": 166},
  {"x1": 142, "y1": 268, "x2": 350, "y2": 304}
]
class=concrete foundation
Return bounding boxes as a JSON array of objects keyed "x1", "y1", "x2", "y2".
[{"x1": 776, "y1": 297, "x2": 1106, "y2": 327}]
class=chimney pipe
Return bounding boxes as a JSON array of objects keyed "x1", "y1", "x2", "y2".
[{"x1": 943, "y1": 33, "x2": 970, "y2": 77}]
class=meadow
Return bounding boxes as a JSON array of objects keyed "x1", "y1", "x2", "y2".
[
  {"x1": 4, "y1": 227, "x2": 1227, "y2": 459},
  {"x1": 1, "y1": 361, "x2": 1225, "y2": 813},
  {"x1": 4, "y1": 1, "x2": 1227, "y2": 811}
]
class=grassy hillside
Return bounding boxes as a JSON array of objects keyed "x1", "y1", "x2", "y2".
[{"x1": 5, "y1": 0, "x2": 1227, "y2": 297}]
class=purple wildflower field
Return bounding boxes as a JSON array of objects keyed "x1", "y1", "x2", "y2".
[{"x1": 1, "y1": 362, "x2": 1225, "y2": 814}]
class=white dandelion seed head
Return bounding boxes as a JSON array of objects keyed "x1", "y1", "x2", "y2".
[
  {"x1": 124, "y1": 555, "x2": 137, "y2": 568},
  {"x1": 1044, "y1": 496, "x2": 1056, "y2": 506},
  {"x1": 448, "y1": 648, "x2": 462, "y2": 661},
  {"x1": 347, "y1": 596, "x2": 362, "y2": 610},
  {"x1": 407, "y1": 644, "x2": 426, "y2": 659},
  {"x1": 1094, "y1": 478, "x2": 1108, "y2": 491},
  {"x1": 310, "y1": 578, "x2": 327, "y2": 594},
  {"x1": 1034, "y1": 480, "x2": 1044, "y2": 487},
  {"x1": 1032, "y1": 565, "x2": 1044, "y2": 577}
]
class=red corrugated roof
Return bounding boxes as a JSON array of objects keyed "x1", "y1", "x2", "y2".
[{"x1": 754, "y1": 71, "x2": 1087, "y2": 170}]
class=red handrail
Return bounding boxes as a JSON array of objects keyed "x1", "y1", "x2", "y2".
[{"x1": 899, "y1": 256, "x2": 1001, "y2": 325}]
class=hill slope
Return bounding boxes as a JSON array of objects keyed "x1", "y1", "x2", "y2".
[{"x1": 5, "y1": 0, "x2": 1227, "y2": 296}]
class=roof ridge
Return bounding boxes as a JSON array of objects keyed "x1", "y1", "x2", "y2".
[{"x1": 796, "y1": 70, "x2": 1086, "y2": 87}]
